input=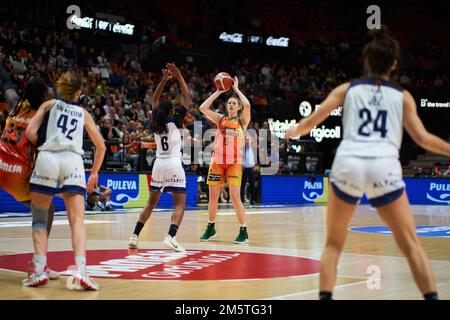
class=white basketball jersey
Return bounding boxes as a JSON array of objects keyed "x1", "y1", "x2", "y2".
[
  {"x1": 37, "y1": 99, "x2": 85, "y2": 155},
  {"x1": 154, "y1": 122, "x2": 182, "y2": 159},
  {"x1": 336, "y1": 78, "x2": 404, "y2": 158}
]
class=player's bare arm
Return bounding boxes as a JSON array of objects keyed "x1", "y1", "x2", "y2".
[{"x1": 403, "y1": 90, "x2": 450, "y2": 157}]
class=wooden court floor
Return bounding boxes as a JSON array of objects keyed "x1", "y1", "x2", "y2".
[{"x1": 0, "y1": 204, "x2": 449, "y2": 300}]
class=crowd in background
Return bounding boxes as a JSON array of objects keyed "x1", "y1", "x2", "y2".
[{"x1": 0, "y1": 3, "x2": 449, "y2": 190}]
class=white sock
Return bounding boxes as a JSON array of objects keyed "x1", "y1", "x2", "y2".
[
  {"x1": 106, "y1": 201, "x2": 111, "y2": 206},
  {"x1": 240, "y1": 223, "x2": 247, "y2": 228},
  {"x1": 75, "y1": 256, "x2": 86, "y2": 271},
  {"x1": 208, "y1": 221, "x2": 216, "y2": 224},
  {"x1": 33, "y1": 255, "x2": 46, "y2": 274}
]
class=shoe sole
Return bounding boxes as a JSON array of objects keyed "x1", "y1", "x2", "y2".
[
  {"x1": 163, "y1": 240, "x2": 186, "y2": 252},
  {"x1": 22, "y1": 277, "x2": 49, "y2": 287},
  {"x1": 47, "y1": 274, "x2": 60, "y2": 280},
  {"x1": 80, "y1": 278, "x2": 99, "y2": 291},
  {"x1": 234, "y1": 239, "x2": 249, "y2": 244},
  {"x1": 199, "y1": 233, "x2": 217, "y2": 242},
  {"x1": 73, "y1": 275, "x2": 99, "y2": 291}
]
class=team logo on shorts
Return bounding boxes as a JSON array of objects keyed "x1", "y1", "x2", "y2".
[{"x1": 208, "y1": 174, "x2": 222, "y2": 182}]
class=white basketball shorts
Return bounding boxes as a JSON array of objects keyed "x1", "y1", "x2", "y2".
[
  {"x1": 30, "y1": 150, "x2": 86, "y2": 195},
  {"x1": 330, "y1": 156, "x2": 405, "y2": 207},
  {"x1": 151, "y1": 158, "x2": 186, "y2": 193}
]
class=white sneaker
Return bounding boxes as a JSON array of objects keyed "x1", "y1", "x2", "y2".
[
  {"x1": 22, "y1": 261, "x2": 49, "y2": 287},
  {"x1": 163, "y1": 235, "x2": 185, "y2": 252},
  {"x1": 128, "y1": 234, "x2": 139, "y2": 249},
  {"x1": 71, "y1": 267, "x2": 99, "y2": 291},
  {"x1": 45, "y1": 266, "x2": 60, "y2": 280}
]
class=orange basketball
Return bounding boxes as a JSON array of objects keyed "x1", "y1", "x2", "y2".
[{"x1": 214, "y1": 72, "x2": 234, "y2": 90}]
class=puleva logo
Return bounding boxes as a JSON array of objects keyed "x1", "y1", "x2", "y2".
[
  {"x1": 349, "y1": 226, "x2": 450, "y2": 237},
  {"x1": 302, "y1": 180, "x2": 324, "y2": 202},
  {"x1": 426, "y1": 182, "x2": 450, "y2": 204},
  {"x1": 102, "y1": 175, "x2": 140, "y2": 206}
]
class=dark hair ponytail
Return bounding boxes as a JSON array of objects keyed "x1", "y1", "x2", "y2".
[
  {"x1": 363, "y1": 25, "x2": 400, "y2": 79},
  {"x1": 150, "y1": 101, "x2": 173, "y2": 134},
  {"x1": 25, "y1": 77, "x2": 49, "y2": 109}
]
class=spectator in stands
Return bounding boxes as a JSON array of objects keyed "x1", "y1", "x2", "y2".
[
  {"x1": 442, "y1": 165, "x2": 450, "y2": 177},
  {"x1": 86, "y1": 185, "x2": 113, "y2": 212},
  {"x1": 414, "y1": 167, "x2": 426, "y2": 177},
  {"x1": 432, "y1": 166, "x2": 442, "y2": 177},
  {"x1": 241, "y1": 135, "x2": 258, "y2": 206}
]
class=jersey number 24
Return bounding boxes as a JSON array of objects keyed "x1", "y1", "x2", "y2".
[{"x1": 358, "y1": 108, "x2": 387, "y2": 138}]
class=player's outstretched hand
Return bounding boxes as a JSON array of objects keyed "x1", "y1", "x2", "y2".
[
  {"x1": 162, "y1": 68, "x2": 173, "y2": 81},
  {"x1": 216, "y1": 88, "x2": 229, "y2": 95},
  {"x1": 232, "y1": 76, "x2": 239, "y2": 91},
  {"x1": 166, "y1": 63, "x2": 181, "y2": 79},
  {"x1": 87, "y1": 173, "x2": 99, "y2": 194}
]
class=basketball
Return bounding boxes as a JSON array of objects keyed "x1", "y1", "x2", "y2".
[{"x1": 214, "y1": 72, "x2": 234, "y2": 90}]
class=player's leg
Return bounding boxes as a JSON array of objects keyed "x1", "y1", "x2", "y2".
[
  {"x1": 227, "y1": 164, "x2": 248, "y2": 243},
  {"x1": 23, "y1": 151, "x2": 59, "y2": 287},
  {"x1": 63, "y1": 192, "x2": 99, "y2": 290},
  {"x1": 103, "y1": 188, "x2": 113, "y2": 210},
  {"x1": 164, "y1": 191, "x2": 186, "y2": 252},
  {"x1": 319, "y1": 186, "x2": 357, "y2": 298},
  {"x1": 22, "y1": 192, "x2": 53, "y2": 287},
  {"x1": 320, "y1": 156, "x2": 362, "y2": 299},
  {"x1": 20, "y1": 200, "x2": 55, "y2": 236},
  {"x1": 200, "y1": 161, "x2": 224, "y2": 241},
  {"x1": 376, "y1": 192, "x2": 438, "y2": 299},
  {"x1": 200, "y1": 184, "x2": 220, "y2": 241},
  {"x1": 129, "y1": 190, "x2": 162, "y2": 249}
]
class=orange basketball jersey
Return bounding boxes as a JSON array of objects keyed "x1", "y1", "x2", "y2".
[
  {"x1": 213, "y1": 116, "x2": 244, "y2": 165},
  {"x1": 0, "y1": 100, "x2": 37, "y2": 164}
]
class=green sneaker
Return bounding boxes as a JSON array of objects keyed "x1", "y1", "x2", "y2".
[
  {"x1": 234, "y1": 228, "x2": 249, "y2": 244},
  {"x1": 200, "y1": 225, "x2": 217, "y2": 241}
]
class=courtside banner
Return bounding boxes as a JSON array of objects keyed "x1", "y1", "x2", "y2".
[
  {"x1": 0, "y1": 173, "x2": 198, "y2": 213},
  {"x1": 260, "y1": 176, "x2": 450, "y2": 206}
]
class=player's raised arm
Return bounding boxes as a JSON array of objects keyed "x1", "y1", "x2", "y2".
[
  {"x1": 167, "y1": 63, "x2": 191, "y2": 109},
  {"x1": 25, "y1": 99, "x2": 56, "y2": 145},
  {"x1": 152, "y1": 68, "x2": 173, "y2": 109},
  {"x1": 232, "y1": 77, "x2": 251, "y2": 129},
  {"x1": 84, "y1": 110, "x2": 107, "y2": 193},
  {"x1": 199, "y1": 90, "x2": 228, "y2": 125},
  {"x1": 403, "y1": 90, "x2": 450, "y2": 157},
  {"x1": 285, "y1": 83, "x2": 349, "y2": 139}
]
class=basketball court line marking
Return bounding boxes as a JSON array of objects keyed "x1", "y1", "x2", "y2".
[
  {"x1": 263, "y1": 280, "x2": 368, "y2": 300},
  {"x1": 1, "y1": 240, "x2": 449, "y2": 265}
]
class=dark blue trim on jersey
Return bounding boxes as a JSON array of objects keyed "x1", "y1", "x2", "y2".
[
  {"x1": 36, "y1": 111, "x2": 50, "y2": 148},
  {"x1": 150, "y1": 186, "x2": 186, "y2": 193},
  {"x1": 151, "y1": 186, "x2": 162, "y2": 193},
  {"x1": 368, "y1": 188, "x2": 404, "y2": 207},
  {"x1": 164, "y1": 186, "x2": 186, "y2": 193},
  {"x1": 57, "y1": 98, "x2": 84, "y2": 108},
  {"x1": 30, "y1": 183, "x2": 57, "y2": 195},
  {"x1": 57, "y1": 185, "x2": 86, "y2": 195},
  {"x1": 331, "y1": 183, "x2": 360, "y2": 204},
  {"x1": 348, "y1": 77, "x2": 403, "y2": 93}
]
